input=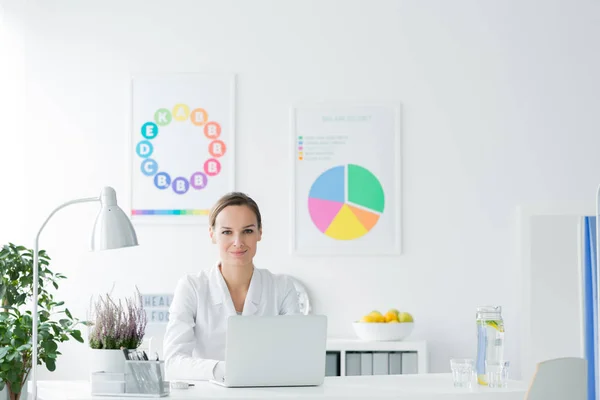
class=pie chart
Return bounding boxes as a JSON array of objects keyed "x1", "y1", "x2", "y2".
[{"x1": 308, "y1": 164, "x2": 385, "y2": 240}]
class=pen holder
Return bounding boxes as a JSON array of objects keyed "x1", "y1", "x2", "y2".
[{"x1": 124, "y1": 360, "x2": 170, "y2": 397}]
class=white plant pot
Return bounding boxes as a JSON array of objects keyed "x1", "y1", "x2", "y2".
[{"x1": 89, "y1": 349, "x2": 125, "y2": 376}]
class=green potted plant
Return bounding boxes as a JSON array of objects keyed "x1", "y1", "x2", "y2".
[
  {"x1": 0, "y1": 243, "x2": 86, "y2": 400},
  {"x1": 87, "y1": 287, "x2": 147, "y2": 374}
]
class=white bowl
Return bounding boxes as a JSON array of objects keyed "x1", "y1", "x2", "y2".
[{"x1": 352, "y1": 322, "x2": 414, "y2": 341}]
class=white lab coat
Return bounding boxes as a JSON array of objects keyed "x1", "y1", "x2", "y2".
[{"x1": 163, "y1": 263, "x2": 300, "y2": 381}]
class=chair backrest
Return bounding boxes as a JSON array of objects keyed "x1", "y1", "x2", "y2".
[{"x1": 526, "y1": 357, "x2": 587, "y2": 400}]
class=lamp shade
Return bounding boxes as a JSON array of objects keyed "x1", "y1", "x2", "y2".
[{"x1": 91, "y1": 187, "x2": 138, "y2": 250}]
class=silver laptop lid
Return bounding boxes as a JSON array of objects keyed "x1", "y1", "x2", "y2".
[{"x1": 224, "y1": 315, "x2": 327, "y2": 387}]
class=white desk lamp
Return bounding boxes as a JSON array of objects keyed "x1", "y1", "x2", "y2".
[{"x1": 31, "y1": 187, "x2": 138, "y2": 400}]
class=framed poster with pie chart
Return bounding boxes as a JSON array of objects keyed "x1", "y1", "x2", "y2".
[
  {"x1": 130, "y1": 73, "x2": 235, "y2": 224},
  {"x1": 291, "y1": 103, "x2": 401, "y2": 255}
]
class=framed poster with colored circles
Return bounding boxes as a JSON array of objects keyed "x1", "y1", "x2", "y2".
[
  {"x1": 291, "y1": 103, "x2": 401, "y2": 255},
  {"x1": 130, "y1": 73, "x2": 235, "y2": 224}
]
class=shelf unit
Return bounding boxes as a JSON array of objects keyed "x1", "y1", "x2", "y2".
[{"x1": 325, "y1": 339, "x2": 428, "y2": 377}]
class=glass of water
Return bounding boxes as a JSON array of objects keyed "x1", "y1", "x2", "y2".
[
  {"x1": 450, "y1": 358, "x2": 474, "y2": 388},
  {"x1": 486, "y1": 360, "x2": 510, "y2": 388}
]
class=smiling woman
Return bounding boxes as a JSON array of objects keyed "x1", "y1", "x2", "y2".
[
  {"x1": 208, "y1": 193, "x2": 263, "y2": 275},
  {"x1": 162, "y1": 192, "x2": 302, "y2": 382}
]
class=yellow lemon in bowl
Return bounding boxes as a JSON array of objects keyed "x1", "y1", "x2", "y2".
[
  {"x1": 397, "y1": 312, "x2": 414, "y2": 323},
  {"x1": 384, "y1": 311, "x2": 399, "y2": 323},
  {"x1": 360, "y1": 315, "x2": 378, "y2": 323},
  {"x1": 367, "y1": 311, "x2": 386, "y2": 322}
]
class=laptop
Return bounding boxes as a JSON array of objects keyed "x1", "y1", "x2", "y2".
[{"x1": 210, "y1": 314, "x2": 328, "y2": 388}]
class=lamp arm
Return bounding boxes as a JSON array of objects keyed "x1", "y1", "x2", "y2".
[
  {"x1": 35, "y1": 197, "x2": 100, "y2": 243},
  {"x1": 31, "y1": 196, "x2": 99, "y2": 400}
]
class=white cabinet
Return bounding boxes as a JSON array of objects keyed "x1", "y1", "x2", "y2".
[{"x1": 325, "y1": 339, "x2": 428, "y2": 377}]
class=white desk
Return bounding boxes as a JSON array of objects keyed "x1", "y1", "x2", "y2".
[{"x1": 35, "y1": 374, "x2": 528, "y2": 400}]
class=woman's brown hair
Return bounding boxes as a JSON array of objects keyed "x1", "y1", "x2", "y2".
[{"x1": 208, "y1": 192, "x2": 262, "y2": 229}]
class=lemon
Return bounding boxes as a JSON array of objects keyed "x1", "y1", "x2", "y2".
[
  {"x1": 397, "y1": 312, "x2": 414, "y2": 323},
  {"x1": 485, "y1": 320, "x2": 505, "y2": 332},
  {"x1": 387, "y1": 320, "x2": 400, "y2": 324},
  {"x1": 360, "y1": 315, "x2": 377, "y2": 323},
  {"x1": 388, "y1": 308, "x2": 400, "y2": 316},
  {"x1": 384, "y1": 311, "x2": 399, "y2": 322},
  {"x1": 369, "y1": 310, "x2": 383, "y2": 317},
  {"x1": 477, "y1": 374, "x2": 487, "y2": 385}
]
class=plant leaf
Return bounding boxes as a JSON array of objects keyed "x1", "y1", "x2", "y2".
[
  {"x1": 43, "y1": 340, "x2": 58, "y2": 353},
  {"x1": 7, "y1": 368, "x2": 16, "y2": 382},
  {"x1": 16, "y1": 344, "x2": 31, "y2": 352},
  {"x1": 9, "y1": 382, "x2": 21, "y2": 394},
  {"x1": 71, "y1": 330, "x2": 84, "y2": 343},
  {"x1": 45, "y1": 358, "x2": 56, "y2": 371},
  {"x1": 65, "y1": 308, "x2": 72, "y2": 319}
]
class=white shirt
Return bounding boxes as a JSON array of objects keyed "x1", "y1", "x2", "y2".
[{"x1": 163, "y1": 264, "x2": 300, "y2": 381}]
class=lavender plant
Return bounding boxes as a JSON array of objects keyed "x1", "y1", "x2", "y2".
[{"x1": 88, "y1": 288, "x2": 147, "y2": 350}]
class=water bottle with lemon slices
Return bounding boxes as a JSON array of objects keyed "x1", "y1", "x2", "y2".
[{"x1": 475, "y1": 306, "x2": 505, "y2": 385}]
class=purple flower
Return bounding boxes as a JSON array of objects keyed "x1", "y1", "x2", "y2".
[{"x1": 88, "y1": 287, "x2": 147, "y2": 349}]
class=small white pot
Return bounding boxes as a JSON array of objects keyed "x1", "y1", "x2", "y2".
[{"x1": 89, "y1": 349, "x2": 125, "y2": 375}]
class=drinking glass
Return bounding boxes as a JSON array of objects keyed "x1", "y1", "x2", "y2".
[
  {"x1": 450, "y1": 358, "x2": 474, "y2": 388},
  {"x1": 486, "y1": 360, "x2": 510, "y2": 388}
]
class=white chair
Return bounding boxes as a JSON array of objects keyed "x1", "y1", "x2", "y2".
[{"x1": 525, "y1": 357, "x2": 587, "y2": 400}]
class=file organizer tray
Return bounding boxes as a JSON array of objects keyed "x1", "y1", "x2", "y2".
[{"x1": 91, "y1": 361, "x2": 170, "y2": 397}]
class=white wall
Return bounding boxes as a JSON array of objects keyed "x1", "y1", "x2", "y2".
[{"x1": 1, "y1": 0, "x2": 600, "y2": 381}]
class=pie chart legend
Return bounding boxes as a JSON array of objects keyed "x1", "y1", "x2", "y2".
[{"x1": 307, "y1": 164, "x2": 385, "y2": 240}]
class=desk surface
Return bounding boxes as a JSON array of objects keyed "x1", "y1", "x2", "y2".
[{"x1": 37, "y1": 374, "x2": 528, "y2": 400}]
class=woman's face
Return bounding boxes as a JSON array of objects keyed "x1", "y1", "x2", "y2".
[{"x1": 210, "y1": 205, "x2": 262, "y2": 267}]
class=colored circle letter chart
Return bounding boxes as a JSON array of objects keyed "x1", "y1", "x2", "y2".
[
  {"x1": 292, "y1": 104, "x2": 401, "y2": 255},
  {"x1": 131, "y1": 74, "x2": 235, "y2": 222}
]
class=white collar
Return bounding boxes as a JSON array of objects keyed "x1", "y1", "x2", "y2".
[{"x1": 209, "y1": 263, "x2": 262, "y2": 316}]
